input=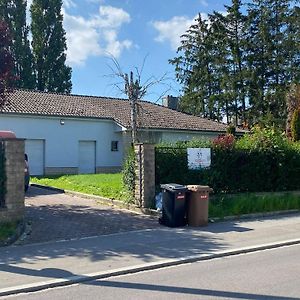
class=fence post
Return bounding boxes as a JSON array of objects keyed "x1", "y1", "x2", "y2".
[{"x1": 134, "y1": 143, "x2": 155, "y2": 208}]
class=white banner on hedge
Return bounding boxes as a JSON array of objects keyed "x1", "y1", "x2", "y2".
[{"x1": 187, "y1": 148, "x2": 211, "y2": 170}]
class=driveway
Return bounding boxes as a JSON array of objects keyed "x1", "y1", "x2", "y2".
[{"x1": 21, "y1": 186, "x2": 159, "y2": 245}]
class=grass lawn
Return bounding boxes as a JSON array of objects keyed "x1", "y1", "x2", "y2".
[
  {"x1": 210, "y1": 192, "x2": 300, "y2": 219},
  {"x1": 31, "y1": 173, "x2": 132, "y2": 202},
  {"x1": 0, "y1": 222, "x2": 18, "y2": 242},
  {"x1": 31, "y1": 174, "x2": 300, "y2": 218}
]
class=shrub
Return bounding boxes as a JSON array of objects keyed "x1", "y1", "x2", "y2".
[
  {"x1": 291, "y1": 109, "x2": 300, "y2": 142},
  {"x1": 155, "y1": 127, "x2": 300, "y2": 194},
  {"x1": 0, "y1": 142, "x2": 6, "y2": 207},
  {"x1": 212, "y1": 134, "x2": 235, "y2": 150},
  {"x1": 122, "y1": 147, "x2": 136, "y2": 197},
  {"x1": 226, "y1": 124, "x2": 236, "y2": 135}
]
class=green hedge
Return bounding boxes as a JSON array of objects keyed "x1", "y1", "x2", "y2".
[
  {"x1": 0, "y1": 142, "x2": 6, "y2": 206},
  {"x1": 155, "y1": 128, "x2": 300, "y2": 194}
]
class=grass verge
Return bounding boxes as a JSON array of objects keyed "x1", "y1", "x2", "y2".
[
  {"x1": 31, "y1": 175, "x2": 300, "y2": 218},
  {"x1": 0, "y1": 222, "x2": 18, "y2": 242},
  {"x1": 210, "y1": 192, "x2": 300, "y2": 219},
  {"x1": 31, "y1": 174, "x2": 133, "y2": 202}
]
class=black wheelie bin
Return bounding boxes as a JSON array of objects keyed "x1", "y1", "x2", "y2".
[{"x1": 159, "y1": 183, "x2": 188, "y2": 227}]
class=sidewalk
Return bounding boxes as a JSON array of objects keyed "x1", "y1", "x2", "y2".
[{"x1": 1, "y1": 213, "x2": 300, "y2": 297}]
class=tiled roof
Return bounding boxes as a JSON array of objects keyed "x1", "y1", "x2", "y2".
[{"x1": 1, "y1": 89, "x2": 233, "y2": 133}]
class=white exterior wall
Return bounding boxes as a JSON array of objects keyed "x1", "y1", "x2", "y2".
[
  {"x1": 160, "y1": 130, "x2": 219, "y2": 142},
  {"x1": 0, "y1": 114, "x2": 124, "y2": 174}
]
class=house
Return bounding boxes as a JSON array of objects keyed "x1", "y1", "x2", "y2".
[{"x1": 0, "y1": 89, "x2": 237, "y2": 176}]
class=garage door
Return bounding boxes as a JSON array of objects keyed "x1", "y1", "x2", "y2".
[
  {"x1": 79, "y1": 141, "x2": 96, "y2": 174},
  {"x1": 25, "y1": 139, "x2": 45, "y2": 176}
]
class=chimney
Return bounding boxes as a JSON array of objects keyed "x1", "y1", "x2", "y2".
[{"x1": 162, "y1": 95, "x2": 178, "y2": 110}]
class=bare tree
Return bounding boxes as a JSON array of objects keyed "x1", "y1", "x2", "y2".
[{"x1": 107, "y1": 56, "x2": 173, "y2": 144}]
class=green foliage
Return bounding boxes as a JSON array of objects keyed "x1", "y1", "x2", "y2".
[
  {"x1": 226, "y1": 124, "x2": 236, "y2": 135},
  {"x1": 0, "y1": 0, "x2": 36, "y2": 89},
  {"x1": 122, "y1": 147, "x2": 136, "y2": 200},
  {"x1": 31, "y1": 0, "x2": 72, "y2": 93},
  {"x1": 236, "y1": 126, "x2": 289, "y2": 151},
  {"x1": 31, "y1": 174, "x2": 129, "y2": 201},
  {"x1": 0, "y1": 221, "x2": 18, "y2": 241},
  {"x1": 209, "y1": 192, "x2": 300, "y2": 219},
  {"x1": 155, "y1": 128, "x2": 300, "y2": 194},
  {"x1": 0, "y1": 142, "x2": 6, "y2": 207},
  {"x1": 286, "y1": 84, "x2": 300, "y2": 139},
  {"x1": 291, "y1": 109, "x2": 300, "y2": 141},
  {"x1": 170, "y1": 0, "x2": 300, "y2": 128},
  {"x1": 0, "y1": 20, "x2": 15, "y2": 105}
]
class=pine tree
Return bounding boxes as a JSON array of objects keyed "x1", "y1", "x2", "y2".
[
  {"x1": 0, "y1": 0, "x2": 35, "y2": 89},
  {"x1": 170, "y1": 0, "x2": 300, "y2": 127},
  {"x1": 0, "y1": 20, "x2": 15, "y2": 107},
  {"x1": 223, "y1": 0, "x2": 247, "y2": 125},
  {"x1": 30, "y1": 0, "x2": 72, "y2": 93},
  {"x1": 246, "y1": 0, "x2": 293, "y2": 125},
  {"x1": 170, "y1": 14, "x2": 211, "y2": 118}
]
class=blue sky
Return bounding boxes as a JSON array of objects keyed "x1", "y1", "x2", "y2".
[{"x1": 33, "y1": 0, "x2": 234, "y2": 102}]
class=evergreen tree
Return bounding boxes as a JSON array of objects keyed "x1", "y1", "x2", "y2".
[
  {"x1": 0, "y1": 0, "x2": 35, "y2": 89},
  {"x1": 223, "y1": 0, "x2": 247, "y2": 124},
  {"x1": 0, "y1": 20, "x2": 15, "y2": 107},
  {"x1": 170, "y1": 14, "x2": 211, "y2": 118},
  {"x1": 30, "y1": 0, "x2": 72, "y2": 93},
  {"x1": 246, "y1": 0, "x2": 295, "y2": 125},
  {"x1": 170, "y1": 0, "x2": 300, "y2": 128}
]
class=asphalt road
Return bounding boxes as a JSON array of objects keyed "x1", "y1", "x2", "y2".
[{"x1": 5, "y1": 244, "x2": 300, "y2": 300}]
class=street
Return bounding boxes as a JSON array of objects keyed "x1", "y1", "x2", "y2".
[{"x1": 5, "y1": 244, "x2": 300, "y2": 300}]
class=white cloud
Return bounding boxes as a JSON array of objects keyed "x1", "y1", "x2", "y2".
[
  {"x1": 200, "y1": 0, "x2": 208, "y2": 6},
  {"x1": 63, "y1": 5, "x2": 132, "y2": 66},
  {"x1": 26, "y1": 1, "x2": 131, "y2": 66},
  {"x1": 64, "y1": 0, "x2": 76, "y2": 8},
  {"x1": 152, "y1": 13, "x2": 207, "y2": 51}
]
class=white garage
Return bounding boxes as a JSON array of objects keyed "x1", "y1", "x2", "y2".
[
  {"x1": 78, "y1": 141, "x2": 96, "y2": 174},
  {"x1": 25, "y1": 139, "x2": 45, "y2": 176}
]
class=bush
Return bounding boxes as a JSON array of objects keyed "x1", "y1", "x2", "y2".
[
  {"x1": 155, "y1": 127, "x2": 300, "y2": 194},
  {"x1": 122, "y1": 147, "x2": 136, "y2": 198},
  {"x1": 0, "y1": 142, "x2": 5, "y2": 206},
  {"x1": 291, "y1": 109, "x2": 300, "y2": 142}
]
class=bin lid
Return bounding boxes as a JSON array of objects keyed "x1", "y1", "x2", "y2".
[
  {"x1": 160, "y1": 183, "x2": 187, "y2": 192},
  {"x1": 187, "y1": 185, "x2": 213, "y2": 193}
]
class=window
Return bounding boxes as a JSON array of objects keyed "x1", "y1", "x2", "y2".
[{"x1": 111, "y1": 141, "x2": 119, "y2": 151}]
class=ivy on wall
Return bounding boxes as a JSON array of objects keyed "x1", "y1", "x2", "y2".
[{"x1": 0, "y1": 142, "x2": 6, "y2": 207}]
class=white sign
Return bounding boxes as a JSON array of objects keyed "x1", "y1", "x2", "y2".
[{"x1": 187, "y1": 148, "x2": 211, "y2": 170}]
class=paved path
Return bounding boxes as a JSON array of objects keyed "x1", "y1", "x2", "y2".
[
  {"x1": 1, "y1": 212, "x2": 300, "y2": 297},
  {"x1": 22, "y1": 186, "x2": 159, "y2": 244}
]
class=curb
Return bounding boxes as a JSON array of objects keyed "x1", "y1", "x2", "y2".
[{"x1": 1, "y1": 238, "x2": 300, "y2": 297}]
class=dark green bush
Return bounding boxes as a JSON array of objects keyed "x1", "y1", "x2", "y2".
[
  {"x1": 291, "y1": 109, "x2": 300, "y2": 142},
  {"x1": 0, "y1": 142, "x2": 6, "y2": 207},
  {"x1": 155, "y1": 128, "x2": 300, "y2": 194},
  {"x1": 122, "y1": 147, "x2": 135, "y2": 197}
]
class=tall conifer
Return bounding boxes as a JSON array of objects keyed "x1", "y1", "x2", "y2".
[
  {"x1": 0, "y1": 0, "x2": 35, "y2": 89},
  {"x1": 30, "y1": 0, "x2": 72, "y2": 93}
]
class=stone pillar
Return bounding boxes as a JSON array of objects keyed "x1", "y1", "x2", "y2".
[
  {"x1": 134, "y1": 143, "x2": 155, "y2": 208},
  {"x1": 0, "y1": 139, "x2": 25, "y2": 224}
]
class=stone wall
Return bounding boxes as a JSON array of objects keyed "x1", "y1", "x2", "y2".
[
  {"x1": 134, "y1": 144, "x2": 155, "y2": 208},
  {"x1": 0, "y1": 139, "x2": 25, "y2": 224}
]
